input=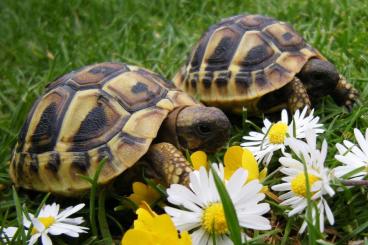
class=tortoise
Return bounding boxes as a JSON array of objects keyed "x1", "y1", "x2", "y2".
[
  {"x1": 174, "y1": 14, "x2": 359, "y2": 114},
  {"x1": 9, "y1": 62, "x2": 230, "y2": 196}
]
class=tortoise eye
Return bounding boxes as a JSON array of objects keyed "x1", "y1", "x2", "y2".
[
  {"x1": 312, "y1": 73, "x2": 324, "y2": 81},
  {"x1": 197, "y1": 123, "x2": 212, "y2": 136}
]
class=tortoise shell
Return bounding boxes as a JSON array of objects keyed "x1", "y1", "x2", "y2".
[
  {"x1": 10, "y1": 62, "x2": 197, "y2": 195},
  {"x1": 174, "y1": 14, "x2": 325, "y2": 113}
]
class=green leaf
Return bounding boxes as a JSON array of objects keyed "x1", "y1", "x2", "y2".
[{"x1": 210, "y1": 164, "x2": 242, "y2": 245}]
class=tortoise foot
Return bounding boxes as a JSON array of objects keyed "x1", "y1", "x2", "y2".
[
  {"x1": 287, "y1": 77, "x2": 312, "y2": 113},
  {"x1": 331, "y1": 75, "x2": 359, "y2": 111},
  {"x1": 146, "y1": 143, "x2": 193, "y2": 186}
]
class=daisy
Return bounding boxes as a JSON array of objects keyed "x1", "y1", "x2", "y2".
[
  {"x1": 334, "y1": 128, "x2": 368, "y2": 180},
  {"x1": 241, "y1": 107, "x2": 324, "y2": 164},
  {"x1": 0, "y1": 227, "x2": 17, "y2": 242},
  {"x1": 165, "y1": 165, "x2": 271, "y2": 245},
  {"x1": 271, "y1": 130, "x2": 335, "y2": 233},
  {"x1": 0, "y1": 203, "x2": 87, "y2": 244},
  {"x1": 26, "y1": 202, "x2": 88, "y2": 245}
]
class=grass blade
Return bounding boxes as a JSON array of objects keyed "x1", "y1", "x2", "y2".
[
  {"x1": 210, "y1": 164, "x2": 242, "y2": 245},
  {"x1": 98, "y1": 187, "x2": 112, "y2": 244},
  {"x1": 88, "y1": 157, "x2": 107, "y2": 237},
  {"x1": 12, "y1": 186, "x2": 26, "y2": 245}
]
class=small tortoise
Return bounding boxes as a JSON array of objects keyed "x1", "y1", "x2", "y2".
[
  {"x1": 10, "y1": 62, "x2": 230, "y2": 196},
  {"x1": 174, "y1": 14, "x2": 358, "y2": 114}
]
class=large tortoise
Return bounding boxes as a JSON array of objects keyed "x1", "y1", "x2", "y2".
[
  {"x1": 174, "y1": 14, "x2": 358, "y2": 114},
  {"x1": 9, "y1": 62, "x2": 230, "y2": 196}
]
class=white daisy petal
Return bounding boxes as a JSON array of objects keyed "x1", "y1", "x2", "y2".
[
  {"x1": 29, "y1": 233, "x2": 41, "y2": 245},
  {"x1": 272, "y1": 132, "x2": 335, "y2": 233},
  {"x1": 323, "y1": 199, "x2": 335, "y2": 225},
  {"x1": 335, "y1": 128, "x2": 368, "y2": 179},
  {"x1": 166, "y1": 164, "x2": 271, "y2": 242},
  {"x1": 57, "y1": 204, "x2": 85, "y2": 220},
  {"x1": 41, "y1": 233, "x2": 53, "y2": 245},
  {"x1": 22, "y1": 202, "x2": 87, "y2": 244}
]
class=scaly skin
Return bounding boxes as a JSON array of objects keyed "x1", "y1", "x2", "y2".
[
  {"x1": 146, "y1": 142, "x2": 193, "y2": 186},
  {"x1": 287, "y1": 77, "x2": 312, "y2": 113},
  {"x1": 331, "y1": 75, "x2": 359, "y2": 110}
]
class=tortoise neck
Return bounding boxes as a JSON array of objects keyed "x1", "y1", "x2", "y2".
[{"x1": 156, "y1": 106, "x2": 188, "y2": 149}]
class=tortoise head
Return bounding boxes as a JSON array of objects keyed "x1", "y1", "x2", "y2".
[
  {"x1": 175, "y1": 106, "x2": 231, "y2": 152},
  {"x1": 298, "y1": 58, "x2": 340, "y2": 101}
]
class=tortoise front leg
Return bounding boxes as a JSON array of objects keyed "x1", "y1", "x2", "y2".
[
  {"x1": 330, "y1": 75, "x2": 359, "y2": 110},
  {"x1": 286, "y1": 77, "x2": 312, "y2": 113},
  {"x1": 146, "y1": 143, "x2": 193, "y2": 186}
]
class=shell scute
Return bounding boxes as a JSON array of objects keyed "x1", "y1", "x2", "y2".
[
  {"x1": 102, "y1": 70, "x2": 166, "y2": 112},
  {"x1": 203, "y1": 27, "x2": 242, "y2": 72},
  {"x1": 11, "y1": 62, "x2": 199, "y2": 195},
  {"x1": 69, "y1": 62, "x2": 128, "y2": 88},
  {"x1": 174, "y1": 14, "x2": 322, "y2": 107},
  {"x1": 264, "y1": 23, "x2": 305, "y2": 51}
]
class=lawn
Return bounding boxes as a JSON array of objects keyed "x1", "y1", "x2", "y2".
[{"x1": 1, "y1": 0, "x2": 368, "y2": 244}]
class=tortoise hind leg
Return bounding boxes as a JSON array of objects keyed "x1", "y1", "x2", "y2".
[
  {"x1": 286, "y1": 77, "x2": 312, "y2": 113},
  {"x1": 146, "y1": 143, "x2": 193, "y2": 185},
  {"x1": 330, "y1": 75, "x2": 359, "y2": 110}
]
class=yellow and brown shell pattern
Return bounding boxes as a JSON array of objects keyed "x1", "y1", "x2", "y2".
[
  {"x1": 174, "y1": 14, "x2": 325, "y2": 112},
  {"x1": 10, "y1": 62, "x2": 197, "y2": 196}
]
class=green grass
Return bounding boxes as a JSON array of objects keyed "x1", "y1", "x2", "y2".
[{"x1": 1, "y1": 0, "x2": 368, "y2": 244}]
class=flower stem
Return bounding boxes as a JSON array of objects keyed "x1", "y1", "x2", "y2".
[{"x1": 340, "y1": 179, "x2": 368, "y2": 186}]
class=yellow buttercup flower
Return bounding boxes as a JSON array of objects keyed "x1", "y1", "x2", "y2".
[
  {"x1": 128, "y1": 182, "x2": 160, "y2": 206},
  {"x1": 224, "y1": 146, "x2": 259, "y2": 182},
  {"x1": 121, "y1": 205, "x2": 192, "y2": 245},
  {"x1": 190, "y1": 150, "x2": 208, "y2": 170}
]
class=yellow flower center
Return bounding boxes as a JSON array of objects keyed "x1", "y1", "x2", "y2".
[
  {"x1": 268, "y1": 122, "x2": 288, "y2": 144},
  {"x1": 202, "y1": 203, "x2": 228, "y2": 235},
  {"x1": 31, "y1": 216, "x2": 56, "y2": 234},
  {"x1": 291, "y1": 173, "x2": 320, "y2": 197}
]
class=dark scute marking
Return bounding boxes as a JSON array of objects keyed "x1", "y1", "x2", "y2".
[
  {"x1": 30, "y1": 154, "x2": 39, "y2": 173},
  {"x1": 119, "y1": 132, "x2": 146, "y2": 145},
  {"x1": 72, "y1": 153, "x2": 90, "y2": 172},
  {"x1": 255, "y1": 72, "x2": 268, "y2": 87},
  {"x1": 191, "y1": 79, "x2": 197, "y2": 89},
  {"x1": 29, "y1": 103, "x2": 58, "y2": 153},
  {"x1": 209, "y1": 37, "x2": 233, "y2": 61},
  {"x1": 235, "y1": 73, "x2": 252, "y2": 89},
  {"x1": 216, "y1": 71, "x2": 231, "y2": 87},
  {"x1": 243, "y1": 44, "x2": 273, "y2": 66},
  {"x1": 97, "y1": 145, "x2": 113, "y2": 163},
  {"x1": 138, "y1": 68, "x2": 176, "y2": 89},
  {"x1": 203, "y1": 79, "x2": 212, "y2": 88},
  {"x1": 206, "y1": 31, "x2": 242, "y2": 72},
  {"x1": 17, "y1": 123, "x2": 29, "y2": 152},
  {"x1": 190, "y1": 31, "x2": 216, "y2": 72},
  {"x1": 282, "y1": 32, "x2": 293, "y2": 41},
  {"x1": 202, "y1": 73, "x2": 213, "y2": 88},
  {"x1": 46, "y1": 153, "x2": 61, "y2": 173},
  {"x1": 17, "y1": 154, "x2": 26, "y2": 181},
  {"x1": 73, "y1": 106, "x2": 107, "y2": 142},
  {"x1": 89, "y1": 66, "x2": 117, "y2": 75},
  {"x1": 131, "y1": 82, "x2": 148, "y2": 94},
  {"x1": 215, "y1": 77, "x2": 228, "y2": 87}
]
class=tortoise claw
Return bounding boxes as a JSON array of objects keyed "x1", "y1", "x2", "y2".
[{"x1": 331, "y1": 75, "x2": 359, "y2": 110}]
